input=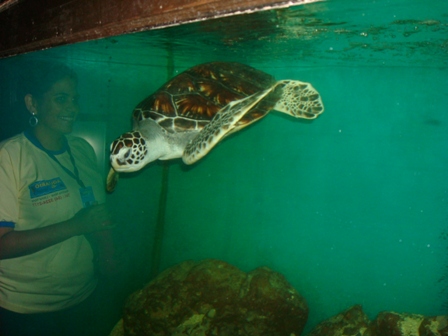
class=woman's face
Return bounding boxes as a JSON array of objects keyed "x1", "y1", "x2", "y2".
[{"x1": 34, "y1": 76, "x2": 80, "y2": 135}]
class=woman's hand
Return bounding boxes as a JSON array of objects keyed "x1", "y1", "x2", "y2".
[
  {"x1": 69, "y1": 204, "x2": 114, "y2": 235},
  {"x1": 0, "y1": 204, "x2": 114, "y2": 260}
]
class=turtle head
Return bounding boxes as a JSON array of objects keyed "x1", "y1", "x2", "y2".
[
  {"x1": 109, "y1": 119, "x2": 171, "y2": 173},
  {"x1": 109, "y1": 131, "x2": 151, "y2": 173}
]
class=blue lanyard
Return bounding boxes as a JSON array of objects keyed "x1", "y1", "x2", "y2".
[
  {"x1": 49, "y1": 144, "x2": 85, "y2": 189},
  {"x1": 25, "y1": 131, "x2": 86, "y2": 189}
]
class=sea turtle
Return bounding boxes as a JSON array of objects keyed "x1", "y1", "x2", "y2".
[{"x1": 107, "y1": 62, "x2": 324, "y2": 192}]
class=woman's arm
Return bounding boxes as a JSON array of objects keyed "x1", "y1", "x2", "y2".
[{"x1": 0, "y1": 204, "x2": 113, "y2": 260}]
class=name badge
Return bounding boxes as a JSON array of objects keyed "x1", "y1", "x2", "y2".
[{"x1": 79, "y1": 186, "x2": 96, "y2": 208}]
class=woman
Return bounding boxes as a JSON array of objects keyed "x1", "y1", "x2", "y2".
[{"x1": 0, "y1": 63, "x2": 117, "y2": 335}]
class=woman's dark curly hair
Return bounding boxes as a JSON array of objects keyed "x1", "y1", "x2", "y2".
[
  {"x1": 24, "y1": 62, "x2": 78, "y2": 101},
  {"x1": 0, "y1": 61, "x2": 78, "y2": 140}
]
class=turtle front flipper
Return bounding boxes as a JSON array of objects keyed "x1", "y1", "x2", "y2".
[
  {"x1": 273, "y1": 80, "x2": 324, "y2": 119},
  {"x1": 182, "y1": 87, "x2": 274, "y2": 165},
  {"x1": 106, "y1": 167, "x2": 119, "y2": 193}
]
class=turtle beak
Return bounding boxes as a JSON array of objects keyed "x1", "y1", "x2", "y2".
[
  {"x1": 110, "y1": 138, "x2": 132, "y2": 171},
  {"x1": 109, "y1": 132, "x2": 149, "y2": 173},
  {"x1": 114, "y1": 148, "x2": 132, "y2": 166},
  {"x1": 110, "y1": 148, "x2": 133, "y2": 171}
]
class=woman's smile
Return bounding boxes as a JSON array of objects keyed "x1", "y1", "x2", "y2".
[{"x1": 27, "y1": 76, "x2": 80, "y2": 151}]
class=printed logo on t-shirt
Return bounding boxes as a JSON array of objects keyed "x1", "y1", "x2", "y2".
[{"x1": 29, "y1": 178, "x2": 67, "y2": 199}]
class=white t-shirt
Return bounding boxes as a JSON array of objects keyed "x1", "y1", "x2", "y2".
[{"x1": 0, "y1": 131, "x2": 106, "y2": 313}]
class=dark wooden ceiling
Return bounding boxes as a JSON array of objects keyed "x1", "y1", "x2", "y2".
[{"x1": 0, "y1": 0, "x2": 314, "y2": 58}]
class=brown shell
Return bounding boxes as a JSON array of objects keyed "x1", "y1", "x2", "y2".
[{"x1": 132, "y1": 62, "x2": 276, "y2": 133}]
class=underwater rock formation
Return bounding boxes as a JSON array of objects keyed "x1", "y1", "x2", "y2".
[
  {"x1": 307, "y1": 305, "x2": 370, "y2": 336},
  {"x1": 370, "y1": 311, "x2": 448, "y2": 336},
  {"x1": 307, "y1": 305, "x2": 448, "y2": 336},
  {"x1": 122, "y1": 259, "x2": 308, "y2": 336},
  {"x1": 109, "y1": 260, "x2": 448, "y2": 336}
]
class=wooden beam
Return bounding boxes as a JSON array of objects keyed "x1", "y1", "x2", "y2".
[{"x1": 0, "y1": 0, "x2": 316, "y2": 59}]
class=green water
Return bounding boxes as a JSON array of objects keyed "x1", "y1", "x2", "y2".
[{"x1": 1, "y1": 0, "x2": 447, "y2": 332}]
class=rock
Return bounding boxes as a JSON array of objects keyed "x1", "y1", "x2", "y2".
[
  {"x1": 123, "y1": 259, "x2": 308, "y2": 336},
  {"x1": 109, "y1": 319, "x2": 124, "y2": 336},
  {"x1": 420, "y1": 315, "x2": 448, "y2": 336},
  {"x1": 307, "y1": 305, "x2": 371, "y2": 336},
  {"x1": 370, "y1": 311, "x2": 448, "y2": 336},
  {"x1": 307, "y1": 307, "x2": 448, "y2": 336},
  {"x1": 370, "y1": 311, "x2": 424, "y2": 336}
]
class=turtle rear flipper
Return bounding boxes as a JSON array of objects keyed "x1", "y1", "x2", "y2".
[
  {"x1": 182, "y1": 87, "x2": 274, "y2": 165},
  {"x1": 273, "y1": 80, "x2": 324, "y2": 119}
]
